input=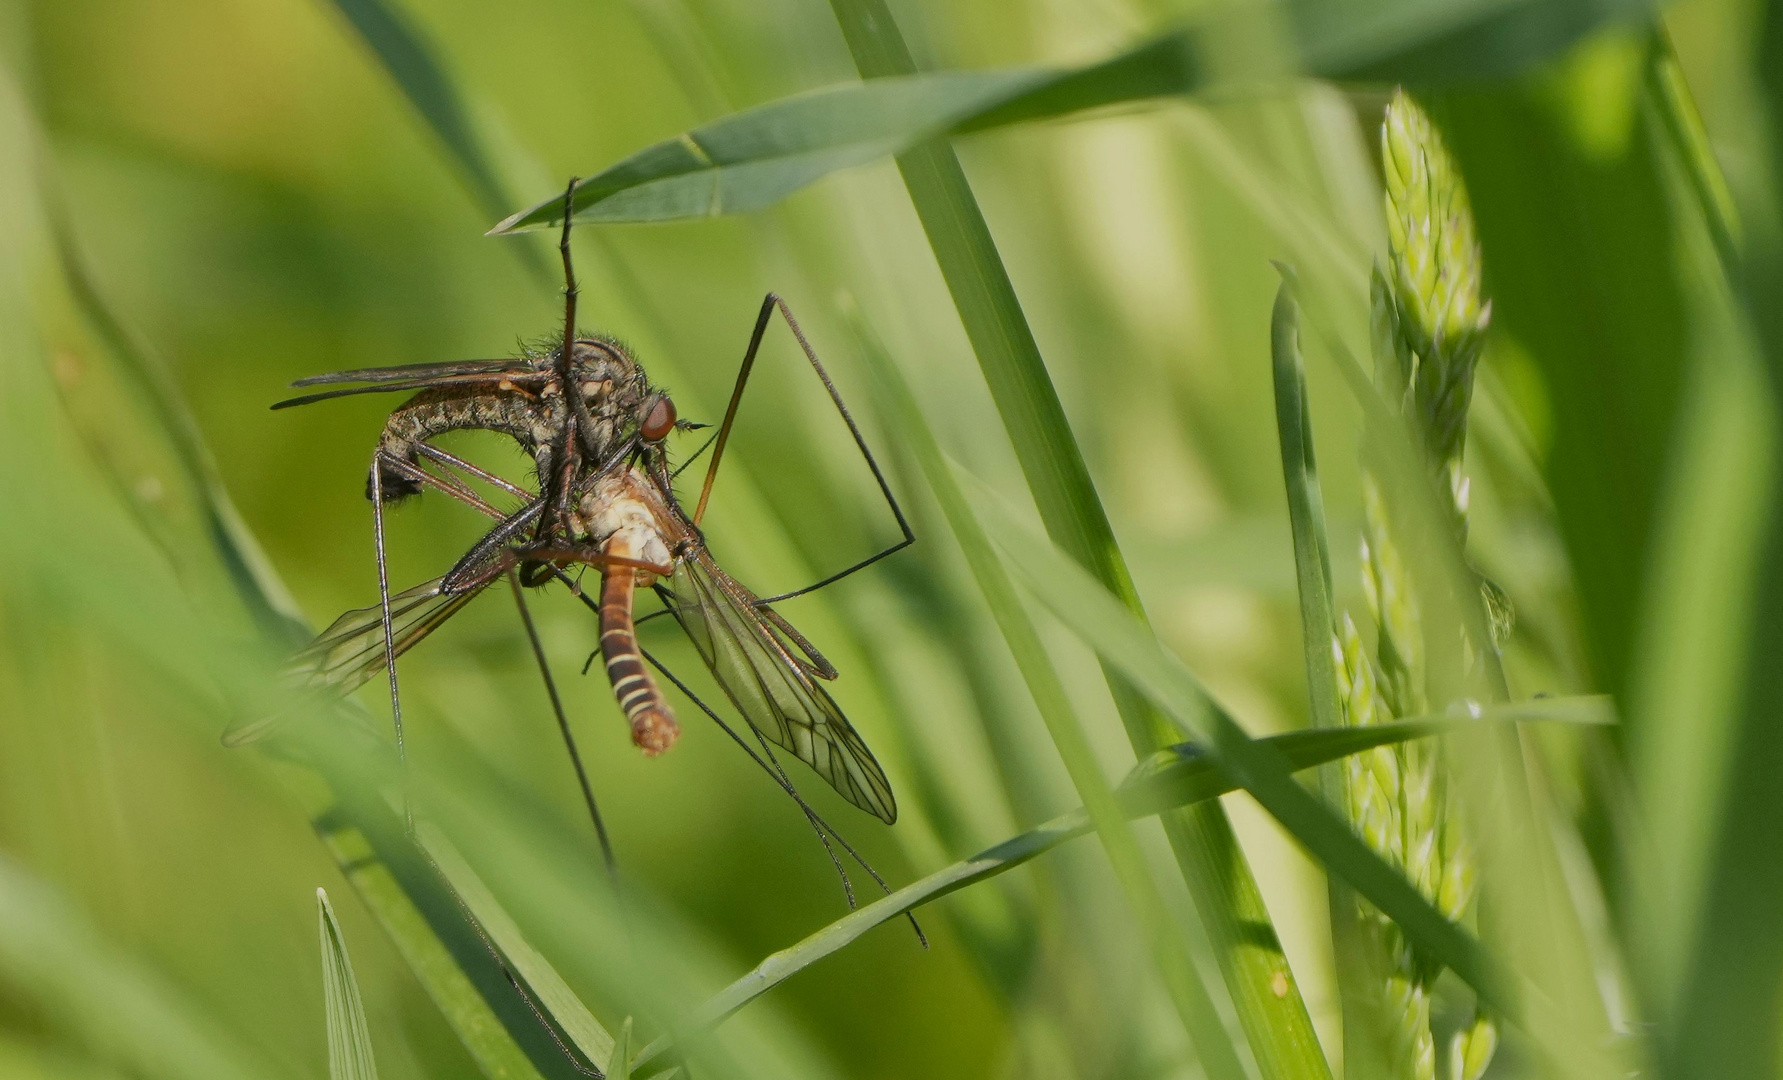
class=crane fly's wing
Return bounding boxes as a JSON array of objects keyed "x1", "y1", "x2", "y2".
[
  {"x1": 221, "y1": 576, "x2": 486, "y2": 746},
  {"x1": 661, "y1": 555, "x2": 897, "y2": 823},
  {"x1": 290, "y1": 358, "x2": 532, "y2": 387}
]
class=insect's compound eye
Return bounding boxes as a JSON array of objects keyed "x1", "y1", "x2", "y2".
[{"x1": 640, "y1": 395, "x2": 677, "y2": 442}]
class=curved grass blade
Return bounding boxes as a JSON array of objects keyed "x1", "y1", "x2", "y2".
[
  {"x1": 630, "y1": 700, "x2": 1611, "y2": 1071},
  {"x1": 318, "y1": 888, "x2": 380, "y2": 1080},
  {"x1": 494, "y1": 0, "x2": 1660, "y2": 232}
]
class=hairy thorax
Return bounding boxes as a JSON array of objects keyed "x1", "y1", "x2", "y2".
[{"x1": 369, "y1": 338, "x2": 654, "y2": 501}]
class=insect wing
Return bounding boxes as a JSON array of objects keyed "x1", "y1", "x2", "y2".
[
  {"x1": 221, "y1": 577, "x2": 485, "y2": 746},
  {"x1": 663, "y1": 555, "x2": 897, "y2": 823},
  {"x1": 290, "y1": 358, "x2": 532, "y2": 387},
  {"x1": 294, "y1": 577, "x2": 487, "y2": 692}
]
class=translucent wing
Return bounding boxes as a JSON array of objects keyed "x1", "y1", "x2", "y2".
[
  {"x1": 290, "y1": 358, "x2": 533, "y2": 387},
  {"x1": 222, "y1": 577, "x2": 486, "y2": 746},
  {"x1": 661, "y1": 554, "x2": 897, "y2": 823}
]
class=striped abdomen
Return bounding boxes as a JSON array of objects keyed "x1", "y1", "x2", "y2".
[{"x1": 599, "y1": 543, "x2": 679, "y2": 755}]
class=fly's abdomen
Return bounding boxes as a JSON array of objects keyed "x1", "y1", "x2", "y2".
[{"x1": 599, "y1": 553, "x2": 679, "y2": 755}]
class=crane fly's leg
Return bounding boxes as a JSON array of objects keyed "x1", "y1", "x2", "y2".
[
  {"x1": 636, "y1": 638, "x2": 924, "y2": 944},
  {"x1": 368, "y1": 453, "x2": 412, "y2": 830},
  {"x1": 414, "y1": 443, "x2": 533, "y2": 502},
  {"x1": 509, "y1": 568, "x2": 615, "y2": 874},
  {"x1": 694, "y1": 293, "x2": 914, "y2": 606},
  {"x1": 377, "y1": 450, "x2": 502, "y2": 519}
]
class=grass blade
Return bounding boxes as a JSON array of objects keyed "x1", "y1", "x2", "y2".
[
  {"x1": 825, "y1": 2, "x2": 1334, "y2": 1075},
  {"x1": 495, "y1": 0, "x2": 1659, "y2": 232},
  {"x1": 959, "y1": 464, "x2": 1517, "y2": 1007},
  {"x1": 1664, "y1": 7, "x2": 1783, "y2": 1073},
  {"x1": 1270, "y1": 272, "x2": 1342, "y2": 736},
  {"x1": 629, "y1": 701, "x2": 1610, "y2": 1070},
  {"x1": 318, "y1": 888, "x2": 380, "y2": 1080},
  {"x1": 324, "y1": 0, "x2": 509, "y2": 223},
  {"x1": 853, "y1": 308, "x2": 1247, "y2": 1080},
  {"x1": 608, "y1": 1019, "x2": 632, "y2": 1080}
]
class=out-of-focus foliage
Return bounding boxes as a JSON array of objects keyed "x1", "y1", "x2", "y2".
[{"x1": 1, "y1": 0, "x2": 1779, "y2": 1078}]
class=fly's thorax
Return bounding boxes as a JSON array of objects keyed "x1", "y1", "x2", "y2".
[
  {"x1": 562, "y1": 339, "x2": 654, "y2": 461},
  {"x1": 580, "y1": 467, "x2": 679, "y2": 582}
]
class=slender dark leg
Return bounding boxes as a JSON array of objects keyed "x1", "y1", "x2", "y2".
[
  {"x1": 694, "y1": 294, "x2": 915, "y2": 605},
  {"x1": 510, "y1": 569, "x2": 615, "y2": 874},
  {"x1": 639, "y1": 641, "x2": 925, "y2": 945},
  {"x1": 558, "y1": 179, "x2": 579, "y2": 371},
  {"x1": 369, "y1": 454, "x2": 411, "y2": 829},
  {"x1": 416, "y1": 442, "x2": 533, "y2": 502}
]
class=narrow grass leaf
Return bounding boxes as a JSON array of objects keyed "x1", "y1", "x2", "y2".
[
  {"x1": 825, "y1": 2, "x2": 1334, "y2": 1075},
  {"x1": 1666, "y1": 7, "x2": 1783, "y2": 1073},
  {"x1": 496, "y1": 0, "x2": 1658, "y2": 231},
  {"x1": 325, "y1": 0, "x2": 510, "y2": 222},
  {"x1": 853, "y1": 308, "x2": 1247, "y2": 1080},
  {"x1": 1270, "y1": 272, "x2": 1343, "y2": 736},
  {"x1": 318, "y1": 888, "x2": 380, "y2": 1080},
  {"x1": 630, "y1": 700, "x2": 1608, "y2": 1069},
  {"x1": 608, "y1": 1018, "x2": 632, "y2": 1080},
  {"x1": 957, "y1": 463, "x2": 1518, "y2": 1007}
]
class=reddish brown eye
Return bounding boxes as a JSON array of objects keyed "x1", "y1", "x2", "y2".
[{"x1": 640, "y1": 395, "x2": 676, "y2": 441}]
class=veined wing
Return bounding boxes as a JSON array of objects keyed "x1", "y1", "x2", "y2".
[
  {"x1": 661, "y1": 554, "x2": 897, "y2": 823},
  {"x1": 290, "y1": 358, "x2": 534, "y2": 387},
  {"x1": 222, "y1": 577, "x2": 486, "y2": 746},
  {"x1": 294, "y1": 577, "x2": 489, "y2": 692}
]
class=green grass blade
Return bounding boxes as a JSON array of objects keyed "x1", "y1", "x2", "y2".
[
  {"x1": 1269, "y1": 272, "x2": 1342, "y2": 736},
  {"x1": 495, "y1": 1, "x2": 1658, "y2": 232},
  {"x1": 324, "y1": 0, "x2": 509, "y2": 223},
  {"x1": 608, "y1": 1019, "x2": 632, "y2": 1080},
  {"x1": 826, "y1": 2, "x2": 1334, "y2": 1075},
  {"x1": 629, "y1": 701, "x2": 1609, "y2": 1070},
  {"x1": 854, "y1": 309, "x2": 1248, "y2": 1080},
  {"x1": 419, "y1": 824, "x2": 616, "y2": 1069},
  {"x1": 959, "y1": 465, "x2": 1516, "y2": 1006},
  {"x1": 1663, "y1": 6, "x2": 1783, "y2": 1073},
  {"x1": 312, "y1": 750, "x2": 604, "y2": 1080},
  {"x1": 317, "y1": 888, "x2": 380, "y2": 1080},
  {"x1": 0, "y1": 854, "x2": 281, "y2": 1080}
]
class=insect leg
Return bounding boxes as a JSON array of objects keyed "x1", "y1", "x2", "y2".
[
  {"x1": 694, "y1": 293, "x2": 914, "y2": 604},
  {"x1": 415, "y1": 442, "x2": 534, "y2": 502},
  {"x1": 639, "y1": 641, "x2": 925, "y2": 944},
  {"x1": 368, "y1": 452, "x2": 410, "y2": 829},
  {"x1": 509, "y1": 569, "x2": 616, "y2": 874}
]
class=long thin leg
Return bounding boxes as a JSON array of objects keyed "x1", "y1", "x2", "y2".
[
  {"x1": 369, "y1": 455, "x2": 410, "y2": 829},
  {"x1": 510, "y1": 569, "x2": 616, "y2": 874},
  {"x1": 416, "y1": 442, "x2": 533, "y2": 502},
  {"x1": 693, "y1": 294, "x2": 914, "y2": 606},
  {"x1": 639, "y1": 641, "x2": 925, "y2": 946}
]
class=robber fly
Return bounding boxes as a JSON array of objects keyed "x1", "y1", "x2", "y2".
[{"x1": 242, "y1": 181, "x2": 913, "y2": 834}]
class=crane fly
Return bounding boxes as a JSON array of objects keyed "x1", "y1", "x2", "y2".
[{"x1": 242, "y1": 180, "x2": 914, "y2": 848}]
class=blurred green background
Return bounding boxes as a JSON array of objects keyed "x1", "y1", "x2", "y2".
[{"x1": 1, "y1": 0, "x2": 1776, "y2": 1078}]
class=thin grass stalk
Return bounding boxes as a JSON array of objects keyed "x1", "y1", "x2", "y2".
[
  {"x1": 822, "y1": 2, "x2": 1333, "y2": 1075},
  {"x1": 856, "y1": 312, "x2": 1248, "y2": 1080}
]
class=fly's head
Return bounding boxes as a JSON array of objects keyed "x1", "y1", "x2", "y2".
[{"x1": 555, "y1": 339, "x2": 656, "y2": 461}]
